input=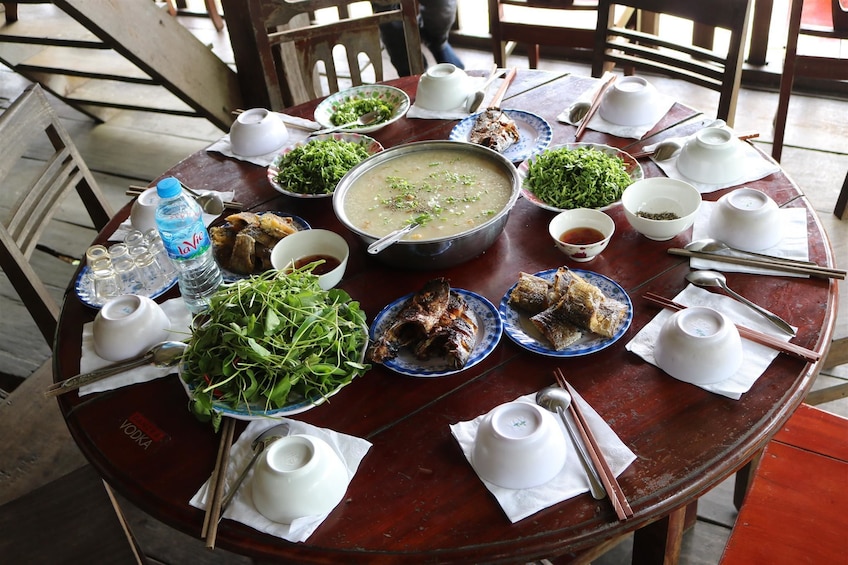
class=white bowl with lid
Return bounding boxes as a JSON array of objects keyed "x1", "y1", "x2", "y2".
[
  {"x1": 415, "y1": 63, "x2": 470, "y2": 111},
  {"x1": 599, "y1": 76, "x2": 661, "y2": 126},
  {"x1": 708, "y1": 187, "x2": 783, "y2": 251},
  {"x1": 676, "y1": 127, "x2": 744, "y2": 185},
  {"x1": 92, "y1": 294, "x2": 171, "y2": 361},
  {"x1": 229, "y1": 108, "x2": 289, "y2": 157},
  {"x1": 471, "y1": 401, "x2": 567, "y2": 489}
]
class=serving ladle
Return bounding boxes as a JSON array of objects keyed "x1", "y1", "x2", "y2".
[
  {"x1": 366, "y1": 221, "x2": 422, "y2": 255},
  {"x1": 44, "y1": 340, "x2": 187, "y2": 397},
  {"x1": 685, "y1": 270, "x2": 796, "y2": 336},
  {"x1": 219, "y1": 422, "x2": 291, "y2": 515},
  {"x1": 310, "y1": 109, "x2": 382, "y2": 136},
  {"x1": 536, "y1": 387, "x2": 606, "y2": 500},
  {"x1": 685, "y1": 238, "x2": 816, "y2": 266}
]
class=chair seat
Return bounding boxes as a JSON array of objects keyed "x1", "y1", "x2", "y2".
[{"x1": 720, "y1": 404, "x2": 848, "y2": 564}]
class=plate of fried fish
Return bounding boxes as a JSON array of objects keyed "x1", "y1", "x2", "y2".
[
  {"x1": 499, "y1": 267, "x2": 633, "y2": 357},
  {"x1": 450, "y1": 109, "x2": 552, "y2": 163},
  {"x1": 368, "y1": 278, "x2": 503, "y2": 377}
]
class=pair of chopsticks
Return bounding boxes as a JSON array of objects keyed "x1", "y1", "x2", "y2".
[
  {"x1": 643, "y1": 292, "x2": 821, "y2": 363},
  {"x1": 553, "y1": 368, "x2": 633, "y2": 521},
  {"x1": 574, "y1": 72, "x2": 616, "y2": 141},
  {"x1": 202, "y1": 418, "x2": 236, "y2": 549},
  {"x1": 668, "y1": 248, "x2": 846, "y2": 280},
  {"x1": 487, "y1": 67, "x2": 517, "y2": 111},
  {"x1": 629, "y1": 132, "x2": 761, "y2": 159},
  {"x1": 127, "y1": 185, "x2": 244, "y2": 211}
]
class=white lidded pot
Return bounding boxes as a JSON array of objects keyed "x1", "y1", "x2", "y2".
[{"x1": 251, "y1": 434, "x2": 349, "y2": 524}]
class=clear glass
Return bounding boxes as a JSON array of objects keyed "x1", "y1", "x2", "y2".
[
  {"x1": 134, "y1": 251, "x2": 165, "y2": 292},
  {"x1": 85, "y1": 245, "x2": 110, "y2": 268},
  {"x1": 123, "y1": 229, "x2": 146, "y2": 248},
  {"x1": 113, "y1": 256, "x2": 143, "y2": 295},
  {"x1": 91, "y1": 257, "x2": 120, "y2": 301}
]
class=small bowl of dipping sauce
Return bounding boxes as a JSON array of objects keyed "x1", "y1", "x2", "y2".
[
  {"x1": 548, "y1": 208, "x2": 615, "y2": 262},
  {"x1": 271, "y1": 229, "x2": 349, "y2": 289}
]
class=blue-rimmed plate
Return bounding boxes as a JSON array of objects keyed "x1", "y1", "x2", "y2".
[
  {"x1": 499, "y1": 269, "x2": 632, "y2": 357},
  {"x1": 370, "y1": 289, "x2": 502, "y2": 377},
  {"x1": 449, "y1": 109, "x2": 552, "y2": 163},
  {"x1": 313, "y1": 84, "x2": 410, "y2": 133},
  {"x1": 212, "y1": 212, "x2": 311, "y2": 283},
  {"x1": 75, "y1": 267, "x2": 176, "y2": 309},
  {"x1": 517, "y1": 143, "x2": 643, "y2": 212}
]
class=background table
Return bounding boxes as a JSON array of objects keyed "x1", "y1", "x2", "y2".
[{"x1": 54, "y1": 71, "x2": 838, "y2": 564}]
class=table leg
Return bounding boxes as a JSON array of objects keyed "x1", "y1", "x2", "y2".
[
  {"x1": 748, "y1": 0, "x2": 774, "y2": 66},
  {"x1": 631, "y1": 503, "x2": 693, "y2": 565}
]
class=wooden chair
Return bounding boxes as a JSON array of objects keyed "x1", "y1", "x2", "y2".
[
  {"x1": 487, "y1": 0, "x2": 599, "y2": 69},
  {"x1": 164, "y1": 0, "x2": 225, "y2": 32},
  {"x1": 591, "y1": 0, "x2": 753, "y2": 127},
  {"x1": 771, "y1": 0, "x2": 848, "y2": 163},
  {"x1": 245, "y1": 0, "x2": 424, "y2": 108},
  {"x1": 720, "y1": 403, "x2": 848, "y2": 564},
  {"x1": 0, "y1": 83, "x2": 143, "y2": 563}
]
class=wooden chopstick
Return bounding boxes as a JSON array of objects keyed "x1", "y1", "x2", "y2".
[
  {"x1": 553, "y1": 369, "x2": 633, "y2": 521},
  {"x1": 487, "y1": 67, "x2": 517, "y2": 110},
  {"x1": 630, "y1": 132, "x2": 760, "y2": 159},
  {"x1": 668, "y1": 248, "x2": 846, "y2": 279},
  {"x1": 642, "y1": 292, "x2": 821, "y2": 363},
  {"x1": 202, "y1": 418, "x2": 236, "y2": 548},
  {"x1": 574, "y1": 73, "x2": 616, "y2": 141}
]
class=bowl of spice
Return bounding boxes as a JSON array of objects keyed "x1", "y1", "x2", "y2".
[
  {"x1": 548, "y1": 208, "x2": 615, "y2": 262},
  {"x1": 621, "y1": 177, "x2": 701, "y2": 241}
]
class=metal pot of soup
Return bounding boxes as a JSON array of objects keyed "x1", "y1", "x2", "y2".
[{"x1": 333, "y1": 141, "x2": 521, "y2": 269}]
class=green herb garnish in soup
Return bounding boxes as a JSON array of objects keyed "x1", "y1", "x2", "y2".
[
  {"x1": 331, "y1": 98, "x2": 393, "y2": 126},
  {"x1": 524, "y1": 146, "x2": 632, "y2": 209},
  {"x1": 343, "y1": 150, "x2": 513, "y2": 240},
  {"x1": 274, "y1": 138, "x2": 371, "y2": 195}
]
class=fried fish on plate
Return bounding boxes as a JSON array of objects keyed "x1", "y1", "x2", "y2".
[{"x1": 469, "y1": 109, "x2": 521, "y2": 154}]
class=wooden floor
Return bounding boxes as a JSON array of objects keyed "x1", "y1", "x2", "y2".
[{"x1": 1, "y1": 4, "x2": 846, "y2": 564}]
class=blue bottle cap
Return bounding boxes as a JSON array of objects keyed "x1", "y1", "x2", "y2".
[{"x1": 156, "y1": 176, "x2": 182, "y2": 198}]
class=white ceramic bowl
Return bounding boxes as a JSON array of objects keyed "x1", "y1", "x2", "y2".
[
  {"x1": 599, "y1": 76, "x2": 661, "y2": 126},
  {"x1": 676, "y1": 127, "x2": 744, "y2": 184},
  {"x1": 654, "y1": 306, "x2": 743, "y2": 385},
  {"x1": 548, "y1": 208, "x2": 615, "y2": 262},
  {"x1": 622, "y1": 177, "x2": 702, "y2": 241},
  {"x1": 130, "y1": 187, "x2": 159, "y2": 233},
  {"x1": 229, "y1": 108, "x2": 289, "y2": 157},
  {"x1": 471, "y1": 401, "x2": 567, "y2": 490},
  {"x1": 92, "y1": 294, "x2": 171, "y2": 361},
  {"x1": 251, "y1": 434, "x2": 349, "y2": 524},
  {"x1": 270, "y1": 229, "x2": 349, "y2": 290},
  {"x1": 415, "y1": 63, "x2": 470, "y2": 111},
  {"x1": 708, "y1": 187, "x2": 783, "y2": 251}
]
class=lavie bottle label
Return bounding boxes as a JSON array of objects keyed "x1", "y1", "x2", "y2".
[{"x1": 163, "y1": 228, "x2": 211, "y2": 260}]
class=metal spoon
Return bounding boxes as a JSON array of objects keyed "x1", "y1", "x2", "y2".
[
  {"x1": 567, "y1": 101, "x2": 591, "y2": 124},
  {"x1": 181, "y1": 184, "x2": 225, "y2": 215},
  {"x1": 219, "y1": 422, "x2": 291, "y2": 515},
  {"x1": 466, "y1": 64, "x2": 500, "y2": 113},
  {"x1": 685, "y1": 238, "x2": 816, "y2": 266},
  {"x1": 310, "y1": 110, "x2": 382, "y2": 136},
  {"x1": 536, "y1": 387, "x2": 606, "y2": 500},
  {"x1": 44, "y1": 341, "x2": 187, "y2": 397},
  {"x1": 366, "y1": 221, "x2": 421, "y2": 255},
  {"x1": 685, "y1": 270, "x2": 796, "y2": 336}
]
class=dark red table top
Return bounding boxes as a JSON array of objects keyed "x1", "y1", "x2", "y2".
[{"x1": 54, "y1": 71, "x2": 838, "y2": 564}]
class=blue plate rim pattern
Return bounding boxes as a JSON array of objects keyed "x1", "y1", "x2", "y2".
[
  {"x1": 498, "y1": 269, "x2": 633, "y2": 357},
  {"x1": 449, "y1": 109, "x2": 553, "y2": 163},
  {"x1": 369, "y1": 288, "x2": 503, "y2": 377}
]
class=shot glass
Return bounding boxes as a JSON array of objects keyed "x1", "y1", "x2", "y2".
[
  {"x1": 133, "y1": 251, "x2": 166, "y2": 292},
  {"x1": 90, "y1": 257, "x2": 120, "y2": 303},
  {"x1": 113, "y1": 256, "x2": 143, "y2": 295},
  {"x1": 123, "y1": 229, "x2": 146, "y2": 248}
]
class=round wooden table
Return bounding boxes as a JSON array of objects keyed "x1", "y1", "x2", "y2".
[{"x1": 54, "y1": 71, "x2": 838, "y2": 564}]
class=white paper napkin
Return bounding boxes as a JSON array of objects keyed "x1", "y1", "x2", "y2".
[
  {"x1": 556, "y1": 84, "x2": 677, "y2": 140},
  {"x1": 626, "y1": 285, "x2": 793, "y2": 400},
  {"x1": 78, "y1": 298, "x2": 193, "y2": 395},
  {"x1": 207, "y1": 113, "x2": 321, "y2": 167},
  {"x1": 111, "y1": 189, "x2": 236, "y2": 242},
  {"x1": 689, "y1": 202, "x2": 809, "y2": 276},
  {"x1": 407, "y1": 75, "x2": 502, "y2": 120},
  {"x1": 190, "y1": 418, "x2": 372, "y2": 543},
  {"x1": 449, "y1": 392, "x2": 636, "y2": 523},
  {"x1": 653, "y1": 137, "x2": 780, "y2": 193}
]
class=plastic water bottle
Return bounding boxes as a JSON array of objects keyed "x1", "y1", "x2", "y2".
[{"x1": 154, "y1": 176, "x2": 223, "y2": 314}]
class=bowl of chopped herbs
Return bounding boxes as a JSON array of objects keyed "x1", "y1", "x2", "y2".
[
  {"x1": 268, "y1": 133, "x2": 383, "y2": 198},
  {"x1": 314, "y1": 85, "x2": 410, "y2": 134},
  {"x1": 518, "y1": 143, "x2": 643, "y2": 212}
]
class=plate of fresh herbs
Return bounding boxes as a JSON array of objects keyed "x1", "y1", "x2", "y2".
[
  {"x1": 267, "y1": 133, "x2": 383, "y2": 198},
  {"x1": 313, "y1": 84, "x2": 410, "y2": 133},
  {"x1": 179, "y1": 268, "x2": 370, "y2": 430},
  {"x1": 518, "y1": 143, "x2": 643, "y2": 212}
]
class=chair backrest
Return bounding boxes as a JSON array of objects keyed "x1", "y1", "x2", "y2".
[
  {"x1": 0, "y1": 83, "x2": 113, "y2": 345},
  {"x1": 487, "y1": 0, "x2": 599, "y2": 68},
  {"x1": 771, "y1": 0, "x2": 848, "y2": 161},
  {"x1": 245, "y1": 0, "x2": 424, "y2": 108},
  {"x1": 591, "y1": 0, "x2": 753, "y2": 127}
]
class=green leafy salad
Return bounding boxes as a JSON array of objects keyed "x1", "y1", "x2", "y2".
[
  {"x1": 180, "y1": 269, "x2": 369, "y2": 430},
  {"x1": 330, "y1": 98, "x2": 393, "y2": 126},
  {"x1": 524, "y1": 145, "x2": 633, "y2": 209},
  {"x1": 274, "y1": 138, "x2": 372, "y2": 195}
]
